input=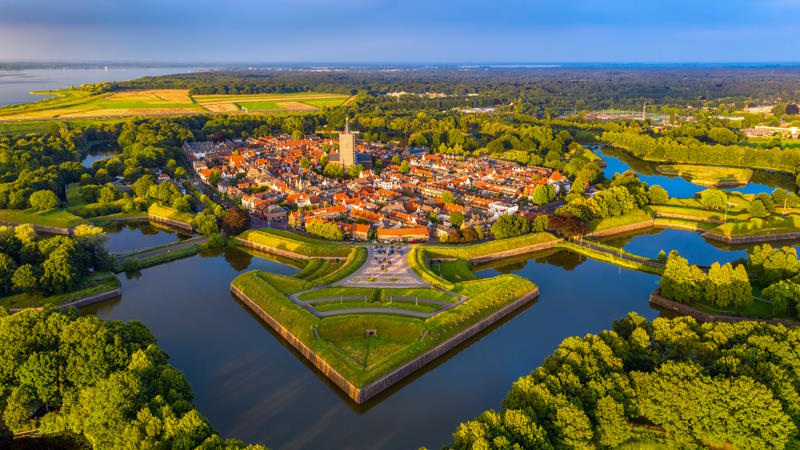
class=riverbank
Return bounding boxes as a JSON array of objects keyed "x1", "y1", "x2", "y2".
[
  {"x1": 1, "y1": 272, "x2": 120, "y2": 311},
  {"x1": 649, "y1": 290, "x2": 798, "y2": 327}
]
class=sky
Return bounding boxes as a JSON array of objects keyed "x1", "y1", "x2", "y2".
[{"x1": 1, "y1": 0, "x2": 799, "y2": 63}]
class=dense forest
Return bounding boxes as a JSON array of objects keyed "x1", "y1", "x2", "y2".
[
  {"x1": 446, "y1": 313, "x2": 800, "y2": 449},
  {"x1": 103, "y1": 67, "x2": 800, "y2": 114},
  {"x1": 0, "y1": 309, "x2": 265, "y2": 449}
]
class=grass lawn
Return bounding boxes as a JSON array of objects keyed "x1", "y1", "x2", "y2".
[
  {"x1": 708, "y1": 214, "x2": 800, "y2": 237},
  {"x1": 587, "y1": 209, "x2": 653, "y2": 233},
  {"x1": 0, "y1": 272, "x2": 119, "y2": 309},
  {"x1": 653, "y1": 217, "x2": 717, "y2": 232},
  {"x1": 436, "y1": 259, "x2": 479, "y2": 283},
  {"x1": 657, "y1": 164, "x2": 752, "y2": 186},
  {"x1": 238, "y1": 228, "x2": 353, "y2": 258},
  {"x1": 313, "y1": 301, "x2": 440, "y2": 314},
  {"x1": 422, "y1": 232, "x2": 559, "y2": 260},
  {"x1": 299, "y1": 286, "x2": 457, "y2": 303},
  {"x1": 0, "y1": 208, "x2": 86, "y2": 228},
  {"x1": 690, "y1": 298, "x2": 775, "y2": 319},
  {"x1": 231, "y1": 262, "x2": 538, "y2": 389},
  {"x1": 147, "y1": 203, "x2": 195, "y2": 225}
]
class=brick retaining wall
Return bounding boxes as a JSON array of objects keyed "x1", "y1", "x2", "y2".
[
  {"x1": 585, "y1": 219, "x2": 655, "y2": 238},
  {"x1": 231, "y1": 282, "x2": 539, "y2": 403},
  {"x1": 233, "y1": 237, "x2": 343, "y2": 261},
  {"x1": 702, "y1": 230, "x2": 800, "y2": 245},
  {"x1": 147, "y1": 214, "x2": 194, "y2": 232},
  {"x1": 468, "y1": 239, "x2": 563, "y2": 264}
]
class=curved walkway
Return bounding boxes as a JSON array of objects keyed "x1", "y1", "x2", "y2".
[{"x1": 286, "y1": 245, "x2": 469, "y2": 318}]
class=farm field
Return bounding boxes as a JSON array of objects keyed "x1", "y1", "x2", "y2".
[{"x1": 0, "y1": 88, "x2": 350, "y2": 121}]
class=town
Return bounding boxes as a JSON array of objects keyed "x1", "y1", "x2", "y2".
[{"x1": 184, "y1": 121, "x2": 571, "y2": 243}]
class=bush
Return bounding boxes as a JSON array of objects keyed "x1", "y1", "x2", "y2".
[
  {"x1": 29, "y1": 190, "x2": 60, "y2": 212},
  {"x1": 491, "y1": 215, "x2": 530, "y2": 239}
]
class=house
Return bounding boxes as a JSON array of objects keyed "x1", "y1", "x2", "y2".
[
  {"x1": 353, "y1": 224, "x2": 370, "y2": 241},
  {"x1": 376, "y1": 227, "x2": 429, "y2": 242}
]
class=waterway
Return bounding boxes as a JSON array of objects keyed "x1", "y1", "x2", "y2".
[
  {"x1": 0, "y1": 66, "x2": 206, "y2": 107},
  {"x1": 595, "y1": 146, "x2": 793, "y2": 197},
  {"x1": 103, "y1": 222, "x2": 193, "y2": 254},
  {"x1": 78, "y1": 243, "x2": 661, "y2": 450}
]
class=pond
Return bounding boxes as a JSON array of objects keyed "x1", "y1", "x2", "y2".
[
  {"x1": 103, "y1": 222, "x2": 193, "y2": 254},
  {"x1": 597, "y1": 226, "x2": 800, "y2": 267},
  {"x1": 594, "y1": 145, "x2": 792, "y2": 197},
  {"x1": 82, "y1": 244, "x2": 661, "y2": 450}
]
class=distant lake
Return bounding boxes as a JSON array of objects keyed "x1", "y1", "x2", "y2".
[{"x1": 0, "y1": 67, "x2": 207, "y2": 107}]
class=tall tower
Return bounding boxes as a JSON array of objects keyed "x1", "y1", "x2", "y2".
[{"x1": 339, "y1": 117, "x2": 355, "y2": 168}]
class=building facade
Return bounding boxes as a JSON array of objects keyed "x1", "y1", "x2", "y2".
[{"x1": 339, "y1": 117, "x2": 355, "y2": 168}]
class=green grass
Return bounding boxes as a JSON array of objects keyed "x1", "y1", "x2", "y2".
[
  {"x1": 708, "y1": 214, "x2": 800, "y2": 237},
  {"x1": 0, "y1": 208, "x2": 86, "y2": 228},
  {"x1": 299, "y1": 287, "x2": 457, "y2": 303},
  {"x1": 302, "y1": 98, "x2": 348, "y2": 108},
  {"x1": 422, "y1": 232, "x2": 559, "y2": 260},
  {"x1": 0, "y1": 272, "x2": 119, "y2": 309},
  {"x1": 118, "y1": 245, "x2": 201, "y2": 272},
  {"x1": 147, "y1": 203, "x2": 195, "y2": 225},
  {"x1": 436, "y1": 259, "x2": 479, "y2": 283},
  {"x1": 587, "y1": 209, "x2": 653, "y2": 233},
  {"x1": 313, "y1": 301, "x2": 440, "y2": 314},
  {"x1": 557, "y1": 241, "x2": 664, "y2": 275},
  {"x1": 295, "y1": 258, "x2": 344, "y2": 281},
  {"x1": 238, "y1": 228, "x2": 352, "y2": 258},
  {"x1": 657, "y1": 164, "x2": 752, "y2": 186},
  {"x1": 652, "y1": 217, "x2": 717, "y2": 232},
  {"x1": 231, "y1": 263, "x2": 538, "y2": 388}
]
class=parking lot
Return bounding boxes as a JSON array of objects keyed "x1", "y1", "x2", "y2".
[{"x1": 337, "y1": 245, "x2": 427, "y2": 287}]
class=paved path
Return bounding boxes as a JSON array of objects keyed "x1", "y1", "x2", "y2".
[
  {"x1": 336, "y1": 245, "x2": 428, "y2": 287},
  {"x1": 123, "y1": 236, "x2": 208, "y2": 260}
]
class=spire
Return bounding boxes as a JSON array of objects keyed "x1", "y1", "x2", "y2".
[{"x1": 345, "y1": 116, "x2": 350, "y2": 134}]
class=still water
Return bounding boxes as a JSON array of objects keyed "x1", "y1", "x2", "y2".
[
  {"x1": 0, "y1": 67, "x2": 205, "y2": 107},
  {"x1": 103, "y1": 222, "x2": 193, "y2": 254},
  {"x1": 595, "y1": 146, "x2": 790, "y2": 197},
  {"x1": 84, "y1": 246, "x2": 662, "y2": 450}
]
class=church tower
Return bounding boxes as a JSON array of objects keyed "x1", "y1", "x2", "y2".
[{"x1": 339, "y1": 117, "x2": 355, "y2": 168}]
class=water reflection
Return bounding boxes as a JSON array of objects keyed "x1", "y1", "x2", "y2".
[
  {"x1": 81, "y1": 245, "x2": 661, "y2": 450},
  {"x1": 103, "y1": 222, "x2": 192, "y2": 254},
  {"x1": 594, "y1": 146, "x2": 793, "y2": 197}
]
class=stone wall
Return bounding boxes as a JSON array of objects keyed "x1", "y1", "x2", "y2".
[
  {"x1": 231, "y1": 282, "x2": 539, "y2": 404},
  {"x1": 147, "y1": 214, "x2": 194, "y2": 232},
  {"x1": 233, "y1": 237, "x2": 343, "y2": 261},
  {"x1": 469, "y1": 240, "x2": 562, "y2": 264},
  {"x1": 8, "y1": 288, "x2": 121, "y2": 314},
  {"x1": 585, "y1": 219, "x2": 655, "y2": 238},
  {"x1": 649, "y1": 290, "x2": 798, "y2": 327},
  {"x1": 0, "y1": 221, "x2": 71, "y2": 235},
  {"x1": 703, "y1": 230, "x2": 800, "y2": 245}
]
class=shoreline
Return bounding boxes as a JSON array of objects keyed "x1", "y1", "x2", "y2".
[
  {"x1": 7, "y1": 287, "x2": 121, "y2": 314},
  {"x1": 649, "y1": 290, "x2": 799, "y2": 327}
]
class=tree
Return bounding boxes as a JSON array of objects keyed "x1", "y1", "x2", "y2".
[
  {"x1": 491, "y1": 215, "x2": 530, "y2": 239},
  {"x1": 192, "y1": 209, "x2": 219, "y2": 235},
  {"x1": 40, "y1": 245, "x2": 78, "y2": 294},
  {"x1": 323, "y1": 162, "x2": 344, "y2": 179},
  {"x1": 660, "y1": 251, "x2": 704, "y2": 304},
  {"x1": 174, "y1": 166, "x2": 186, "y2": 180},
  {"x1": 530, "y1": 214, "x2": 549, "y2": 232},
  {"x1": 449, "y1": 211, "x2": 464, "y2": 228},
  {"x1": 699, "y1": 189, "x2": 727, "y2": 210},
  {"x1": 347, "y1": 164, "x2": 364, "y2": 179},
  {"x1": 222, "y1": 207, "x2": 250, "y2": 235},
  {"x1": 299, "y1": 157, "x2": 311, "y2": 169},
  {"x1": 305, "y1": 220, "x2": 343, "y2": 241},
  {"x1": 748, "y1": 199, "x2": 768, "y2": 218},
  {"x1": 399, "y1": 160, "x2": 410, "y2": 174},
  {"x1": 29, "y1": 190, "x2": 60, "y2": 212},
  {"x1": 531, "y1": 184, "x2": 556, "y2": 205},
  {"x1": 441, "y1": 191, "x2": 455, "y2": 205},
  {"x1": 772, "y1": 188, "x2": 788, "y2": 210},
  {"x1": 391, "y1": 154, "x2": 401, "y2": 165},
  {"x1": 763, "y1": 280, "x2": 800, "y2": 318},
  {"x1": 208, "y1": 170, "x2": 221, "y2": 187},
  {"x1": 14, "y1": 224, "x2": 36, "y2": 247},
  {"x1": 0, "y1": 252, "x2": 15, "y2": 293},
  {"x1": 98, "y1": 185, "x2": 117, "y2": 203},
  {"x1": 11, "y1": 264, "x2": 37, "y2": 293},
  {"x1": 786, "y1": 103, "x2": 799, "y2": 115},
  {"x1": 648, "y1": 185, "x2": 669, "y2": 205},
  {"x1": 132, "y1": 174, "x2": 155, "y2": 199}
]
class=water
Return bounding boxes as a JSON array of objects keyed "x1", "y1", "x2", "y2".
[
  {"x1": 0, "y1": 67, "x2": 205, "y2": 107},
  {"x1": 103, "y1": 222, "x2": 192, "y2": 254},
  {"x1": 82, "y1": 149, "x2": 118, "y2": 168},
  {"x1": 595, "y1": 146, "x2": 789, "y2": 196},
  {"x1": 82, "y1": 245, "x2": 661, "y2": 450}
]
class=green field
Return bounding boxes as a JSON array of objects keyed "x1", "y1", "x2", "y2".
[
  {"x1": 238, "y1": 228, "x2": 353, "y2": 258},
  {"x1": 0, "y1": 88, "x2": 349, "y2": 122},
  {"x1": 586, "y1": 209, "x2": 654, "y2": 233},
  {"x1": 422, "y1": 232, "x2": 558, "y2": 260},
  {"x1": 0, "y1": 208, "x2": 87, "y2": 228},
  {"x1": 147, "y1": 203, "x2": 195, "y2": 225},
  {"x1": 657, "y1": 164, "x2": 753, "y2": 187}
]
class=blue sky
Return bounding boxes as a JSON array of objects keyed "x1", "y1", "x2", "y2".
[{"x1": 1, "y1": 0, "x2": 799, "y2": 63}]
